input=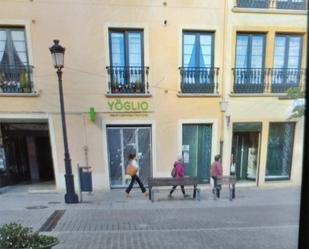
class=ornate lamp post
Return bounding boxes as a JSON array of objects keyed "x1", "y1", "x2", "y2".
[{"x1": 49, "y1": 40, "x2": 79, "y2": 203}]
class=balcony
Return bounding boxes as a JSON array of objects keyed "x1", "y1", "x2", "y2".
[
  {"x1": 179, "y1": 67, "x2": 219, "y2": 94},
  {"x1": 0, "y1": 65, "x2": 34, "y2": 93},
  {"x1": 106, "y1": 66, "x2": 149, "y2": 94},
  {"x1": 236, "y1": 0, "x2": 307, "y2": 10},
  {"x1": 232, "y1": 68, "x2": 306, "y2": 94}
]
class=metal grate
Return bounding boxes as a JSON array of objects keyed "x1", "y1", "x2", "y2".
[{"x1": 38, "y1": 210, "x2": 65, "y2": 232}]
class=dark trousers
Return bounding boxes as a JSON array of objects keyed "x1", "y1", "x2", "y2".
[
  {"x1": 169, "y1": 185, "x2": 186, "y2": 195},
  {"x1": 212, "y1": 176, "x2": 221, "y2": 198},
  {"x1": 230, "y1": 173, "x2": 236, "y2": 198},
  {"x1": 126, "y1": 175, "x2": 146, "y2": 194}
]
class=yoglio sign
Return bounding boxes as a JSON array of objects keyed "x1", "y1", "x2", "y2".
[{"x1": 108, "y1": 99, "x2": 149, "y2": 112}]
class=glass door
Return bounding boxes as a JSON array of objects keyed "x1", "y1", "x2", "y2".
[
  {"x1": 107, "y1": 126, "x2": 151, "y2": 188},
  {"x1": 182, "y1": 124, "x2": 212, "y2": 183},
  {"x1": 232, "y1": 132, "x2": 259, "y2": 181}
]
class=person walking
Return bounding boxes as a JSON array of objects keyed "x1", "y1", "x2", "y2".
[
  {"x1": 168, "y1": 155, "x2": 190, "y2": 199},
  {"x1": 125, "y1": 153, "x2": 148, "y2": 198},
  {"x1": 210, "y1": 154, "x2": 223, "y2": 199}
]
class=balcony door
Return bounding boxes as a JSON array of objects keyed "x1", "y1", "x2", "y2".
[
  {"x1": 109, "y1": 29, "x2": 144, "y2": 93},
  {"x1": 234, "y1": 33, "x2": 266, "y2": 93},
  {"x1": 272, "y1": 34, "x2": 302, "y2": 92},
  {"x1": 0, "y1": 28, "x2": 32, "y2": 92},
  {"x1": 181, "y1": 32, "x2": 214, "y2": 93}
]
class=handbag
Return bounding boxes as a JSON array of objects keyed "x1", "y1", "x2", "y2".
[{"x1": 126, "y1": 164, "x2": 138, "y2": 176}]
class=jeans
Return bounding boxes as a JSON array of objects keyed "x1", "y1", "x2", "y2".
[
  {"x1": 125, "y1": 175, "x2": 146, "y2": 194},
  {"x1": 212, "y1": 176, "x2": 221, "y2": 198}
]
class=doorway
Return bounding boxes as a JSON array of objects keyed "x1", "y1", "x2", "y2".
[
  {"x1": 231, "y1": 123, "x2": 261, "y2": 182},
  {"x1": 182, "y1": 124, "x2": 212, "y2": 183},
  {"x1": 0, "y1": 122, "x2": 55, "y2": 185},
  {"x1": 107, "y1": 126, "x2": 152, "y2": 188}
]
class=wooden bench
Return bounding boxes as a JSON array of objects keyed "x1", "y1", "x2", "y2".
[
  {"x1": 214, "y1": 176, "x2": 236, "y2": 201},
  {"x1": 148, "y1": 176, "x2": 200, "y2": 202}
]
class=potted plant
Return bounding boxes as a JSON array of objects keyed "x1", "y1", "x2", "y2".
[
  {"x1": 112, "y1": 81, "x2": 120, "y2": 93},
  {"x1": 19, "y1": 72, "x2": 29, "y2": 93},
  {"x1": 134, "y1": 79, "x2": 142, "y2": 93},
  {"x1": 0, "y1": 223, "x2": 58, "y2": 249}
]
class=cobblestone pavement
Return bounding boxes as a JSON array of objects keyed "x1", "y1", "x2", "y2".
[{"x1": 0, "y1": 185, "x2": 301, "y2": 249}]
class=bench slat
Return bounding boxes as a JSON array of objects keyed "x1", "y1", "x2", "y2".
[
  {"x1": 148, "y1": 177, "x2": 198, "y2": 187},
  {"x1": 217, "y1": 176, "x2": 236, "y2": 185}
]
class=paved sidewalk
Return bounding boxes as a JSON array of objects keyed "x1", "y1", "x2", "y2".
[{"x1": 0, "y1": 185, "x2": 301, "y2": 249}]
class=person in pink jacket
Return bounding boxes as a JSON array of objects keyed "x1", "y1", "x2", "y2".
[
  {"x1": 210, "y1": 154, "x2": 223, "y2": 199},
  {"x1": 168, "y1": 155, "x2": 190, "y2": 199}
]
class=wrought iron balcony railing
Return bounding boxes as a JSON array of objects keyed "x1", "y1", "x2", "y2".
[
  {"x1": 0, "y1": 65, "x2": 34, "y2": 93},
  {"x1": 232, "y1": 68, "x2": 306, "y2": 94},
  {"x1": 236, "y1": 0, "x2": 308, "y2": 10},
  {"x1": 106, "y1": 66, "x2": 149, "y2": 94},
  {"x1": 236, "y1": 0, "x2": 270, "y2": 8},
  {"x1": 179, "y1": 67, "x2": 219, "y2": 94}
]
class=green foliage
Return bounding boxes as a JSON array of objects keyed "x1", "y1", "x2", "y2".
[
  {"x1": 19, "y1": 72, "x2": 29, "y2": 89},
  {"x1": 286, "y1": 86, "x2": 305, "y2": 99},
  {"x1": 0, "y1": 223, "x2": 58, "y2": 249},
  {"x1": 135, "y1": 79, "x2": 142, "y2": 89},
  {"x1": 286, "y1": 87, "x2": 305, "y2": 120}
]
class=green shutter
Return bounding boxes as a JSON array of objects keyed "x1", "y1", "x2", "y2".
[{"x1": 183, "y1": 124, "x2": 212, "y2": 183}]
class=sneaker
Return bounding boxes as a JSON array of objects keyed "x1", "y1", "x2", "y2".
[
  {"x1": 143, "y1": 192, "x2": 149, "y2": 197},
  {"x1": 183, "y1": 194, "x2": 190, "y2": 198},
  {"x1": 125, "y1": 192, "x2": 131, "y2": 198},
  {"x1": 168, "y1": 194, "x2": 174, "y2": 199}
]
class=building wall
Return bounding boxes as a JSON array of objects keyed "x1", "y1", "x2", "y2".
[
  {"x1": 0, "y1": 0, "x2": 306, "y2": 191},
  {"x1": 222, "y1": 0, "x2": 307, "y2": 186}
]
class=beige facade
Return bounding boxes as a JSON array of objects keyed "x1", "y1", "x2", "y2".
[{"x1": 0, "y1": 0, "x2": 306, "y2": 191}]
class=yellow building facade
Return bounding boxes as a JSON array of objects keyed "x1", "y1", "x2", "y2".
[{"x1": 0, "y1": 0, "x2": 306, "y2": 192}]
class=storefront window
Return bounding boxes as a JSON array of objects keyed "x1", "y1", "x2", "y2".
[
  {"x1": 107, "y1": 126, "x2": 151, "y2": 188},
  {"x1": 265, "y1": 122, "x2": 295, "y2": 180}
]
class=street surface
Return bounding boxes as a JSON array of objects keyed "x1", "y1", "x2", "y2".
[{"x1": 0, "y1": 185, "x2": 300, "y2": 249}]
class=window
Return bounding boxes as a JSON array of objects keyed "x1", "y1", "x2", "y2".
[
  {"x1": 0, "y1": 27, "x2": 32, "y2": 93},
  {"x1": 182, "y1": 32, "x2": 214, "y2": 68},
  {"x1": 273, "y1": 34, "x2": 302, "y2": 70},
  {"x1": 0, "y1": 27, "x2": 29, "y2": 67},
  {"x1": 108, "y1": 29, "x2": 146, "y2": 93},
  {"x1": 235, "y1": 33, "x2": 265, "y2": 70},
  {"x1": 265, "y1": 122, "x2": 295, "y2": 180},
  {"x1": 272, "y1": 34, "x2": 302, "y2": 91},
  {"x1": 233, "y1": 33, "x2": 266, "y2": 92},
  {"x1": 180, "y1": 31, "x2": 217, "y2": 93}
]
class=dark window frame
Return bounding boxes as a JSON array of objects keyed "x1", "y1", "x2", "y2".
[
  {"x1": 273, "y1": 33, "x2": 303, "y2": 69},
  {"x1": 108, "y1": 28, "x2": 144, "y2": 68},
  {"x1": 235, "y1": 32, "x2": 267, "y2": 69},
  {"x1": 0, "y1": 26, "x2": 30, "y2": 67},
  {"x1": 182, "y1": 31, "x2": 215, "y2": 68}
]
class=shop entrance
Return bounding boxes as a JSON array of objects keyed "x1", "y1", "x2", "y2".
[
  {"x1": 182, "y1": 124, "x2": 212, "y2": 183},
  {"x1": 0, "y1": 123, "x2": 55, "y2": 185},
  {"x1": 231, "y1": 123, "x2": 261, "y2": 182},
  {"x1": 107, "y1": 126, "x2": 152, "y2": 188}
]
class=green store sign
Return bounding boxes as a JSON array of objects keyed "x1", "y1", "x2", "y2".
[{"x1": 108, "y1": 99, "x2": 149, "y2": 112}]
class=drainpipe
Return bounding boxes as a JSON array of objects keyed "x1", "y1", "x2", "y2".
[{"x1": 219, "y1": 0, "x2": 229, "y2": 163}]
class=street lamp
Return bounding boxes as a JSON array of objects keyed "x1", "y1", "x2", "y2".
[{"x1": 49, "y1": 40, "x2": 79, "y2": 203}]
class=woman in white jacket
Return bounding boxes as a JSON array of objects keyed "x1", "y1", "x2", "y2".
[{"x1": 125, "y1": 153, "x2": 148, "y2": 198}]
